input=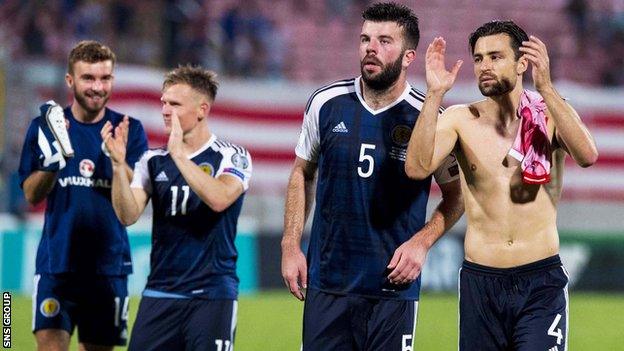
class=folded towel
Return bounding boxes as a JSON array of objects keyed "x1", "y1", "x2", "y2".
[{"x1": 508, "y1": 90, "x2": 552, "y2": 184}]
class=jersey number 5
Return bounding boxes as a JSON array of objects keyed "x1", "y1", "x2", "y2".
[
  {"x1": 170, "y1": 185, "x2": 190, "y2": 216},
  {"x1": 358, "y1": 143, "x2": 376, "y2": 178}
]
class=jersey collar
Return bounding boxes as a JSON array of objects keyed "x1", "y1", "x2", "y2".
[
  {"x1": 354, "y1": 76, "x2": 412, "y2": 115},
  {"x1": 187, "y1": 133, "x2": 217, "y2": 159}
]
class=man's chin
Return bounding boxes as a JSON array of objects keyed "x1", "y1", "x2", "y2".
[
  {"x1": 479, "y1": 85, "x2": 501, "y2": 97},
  {"x1": 77, "y1": 98, "x2": 108, "y2": 115}
]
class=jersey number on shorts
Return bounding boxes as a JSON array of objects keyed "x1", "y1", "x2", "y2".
[
  {"x1": 358, "y1": 143, "x2": 376, "y2": 178},
  {"x1": 215, "y1": 339, "x2": 232, "y2": 351},
  {"x1": 402, "y1": 334, "x2": 413, "y2": 351},
  {"x1": 547, "y1": 313, "x2": 563, "y2": 345},
  {"x1": 114, "y1": 296, "x2": 129, "y2": 327},
  {"x1": 170, "y1": 185, "x2": 190, "y2": 216}
]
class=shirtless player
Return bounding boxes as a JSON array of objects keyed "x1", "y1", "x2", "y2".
[{"x1": 405, "y1": 20, "x2": 598, "y2": 350}]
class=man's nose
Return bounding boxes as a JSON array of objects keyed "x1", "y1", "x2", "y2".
[
  {"x1": 92, "y1": 79, "x2": 103, "y2": 91},
  {"x1": 366, "y1": 39, "x2": 379, "y2": 54},
  {"x1": 480, "y1": 58, "x2": 493, "y2": 71}
]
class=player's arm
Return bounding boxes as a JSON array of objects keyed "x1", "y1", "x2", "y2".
[
  {"x1": 167, "y1": 113, "x2": 247, "y2": 212},
  {"x1": 405, "y1": 37, "x2": 463, "y2": 180},
  {"x1": 388, "y1": 161, "x2": 464, "y2": 285},
  {"x1": 172, "y1": 157, "x2": 245, "y2": 212},
  {"x1": 20, "y1": 103, "x2": 71, "y2": 205},
  {"x1": 111, "y1": 164, "x2": 149, "y2": 226},
  {"x1": 282, "y1": 93, "x2": 321, "y2": 301},
  {"x1": 519, "y1": 35, "x2": 598, "y2": 167},
  {"x1": 102, "y1": 116, "x2": 149, "y2": 225},
  {"x1": 23, "y1": 171, "x2": 58, "y2": 205},
  {"x1": 282, "y1": 156, "x2": 317, "y2": 301}
]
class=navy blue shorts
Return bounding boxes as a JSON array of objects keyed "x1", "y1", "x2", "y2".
[
  {"x1": 128, "y1": 297, "x2": 237, "y2": 351},
  {"x1": 32, "y1": 273, "x2": 129, "y2": 346},
  {"x1": 459, "y1": 255, "x2": 569, "y2": 351},
  {"x1": 302, "y1": 289, "x2": 418, "y2": 351}
]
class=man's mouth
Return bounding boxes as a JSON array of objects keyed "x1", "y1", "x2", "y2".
[{"x1": 479, "y1": 75, "x2": 496, "y2": 83}]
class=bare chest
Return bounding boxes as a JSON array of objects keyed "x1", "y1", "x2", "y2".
[{"x1": 456, "y1": 120, "x2": 522, "y2": 181}]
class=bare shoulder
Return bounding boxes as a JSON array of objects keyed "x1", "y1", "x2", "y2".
[{"x1": 440, "y1": 103, "x2": 477, "y2": 121}]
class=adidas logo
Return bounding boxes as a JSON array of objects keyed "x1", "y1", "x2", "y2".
[
  {"x1": 155, "y1": 171, "x2": 169, "y2": 182},
  {"x1": 332, "y1": 121, "x2": 348, "y2": 133}
]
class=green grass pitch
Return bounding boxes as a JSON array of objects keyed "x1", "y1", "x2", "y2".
[{"x1": 8, "y1": 291, "x2": 624, "y2": 350}]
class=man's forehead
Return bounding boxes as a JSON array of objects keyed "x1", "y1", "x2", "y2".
[
  {"x1": 474, "y1": 33, "x2": 514, "y2": 53},
  {"x1": 361, "y1": 20, "x2": 402, "y2": 37},
  {"x1": 162, "y1": 83, "x2": 202, "y2": 100},
  {"x1": 72, "y1": 60, "x2": 114, "y2": 75}
]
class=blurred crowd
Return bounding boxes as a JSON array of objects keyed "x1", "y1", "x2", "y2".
[
  {"x1": 0, "y1": 0, "x2": 291, "y2": 79},
  {"x1": 566, "y1": 0, "x2": 624, "y2": 86},
  {"x1": 0, "y1": 0, "x2": 623, "y2": 84}
]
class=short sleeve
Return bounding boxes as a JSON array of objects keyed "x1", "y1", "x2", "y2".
[
  {"x1": 433, "y1": 153, "x2": 460, "y2": 185},
  {"x1": 216, "y1": 146, "x2": 253, "y2": 191},
  {"x1": 130, "y1": 151, "x2": 152, "y2": 195},
  {"x1": 294, "y1": 107, "x2": 320, "y2": 162}
]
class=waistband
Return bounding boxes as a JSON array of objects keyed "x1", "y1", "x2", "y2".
[{"x1": 462, "y1": 255, "x2": 562, "y2": 276}]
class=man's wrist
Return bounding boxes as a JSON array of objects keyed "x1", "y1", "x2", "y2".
[
  {"x1": 112, "y1": 161, "x2": 128, "y2": 171},
  {"x1": 537, "y1": 83, "x2": 556, "y2": 97},
  {"x1": 426, "y1": 89, "x2": 446, "y2": 99},
  {"x1": 281, "y1": 237, "x2": 302, "y2": 251}
]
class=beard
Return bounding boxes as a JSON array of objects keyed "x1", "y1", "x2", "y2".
[
  {"x1": 478, "y1": 77, "x2": 514, "y2": 96},
  {"x1": 73, "y1": 87, "x2": 109, "y2": 115},
  {"x1": 361, "y1": 53, "x2": 403, "y2": 91}
]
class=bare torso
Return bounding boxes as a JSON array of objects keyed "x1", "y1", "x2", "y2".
[{"x1": 451, "y1": 100, "x2": 565, "y2": 267}]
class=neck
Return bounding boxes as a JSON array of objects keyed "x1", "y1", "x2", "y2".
[
  {"x1": 361, "y1": 75, "x2": 406, "y2": 110},
  {"x1": 487, "y1": 81, "x2": 524, "y2": 125},
  {"x1": 71, "y1": 103, "x2": 106, "y2": 123},
  {"x1": 182, "y1": 121, "x2": 212, "y2": 154}
]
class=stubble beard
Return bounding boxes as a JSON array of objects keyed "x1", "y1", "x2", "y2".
[
  {"x1": 478, "y1": 77, "x2": 514, "y2": 97},
  {"x1": 74, "y1": 87, "x2": 109, "y2": 115}
]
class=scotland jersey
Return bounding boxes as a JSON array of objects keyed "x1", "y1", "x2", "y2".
[
  {"x1": 130, "y1": 135, "x2": 252, "y2": 299},
  {"x1": 18, "y1": 107, "x2": 148, "y2": 275},
  {"x1": 296, "y1": 77, "x2": 459, "y2": 300}
]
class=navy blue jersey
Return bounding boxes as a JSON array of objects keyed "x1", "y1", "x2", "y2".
[
  {"x1": 296, "y1": 77, "x2": 459, "y2": 300},
  {"x1": 131, "y1": 135, "x2": 252, "y2": 299},
  {"x1": 18, "y1": 107, "x2": 148, "y2": 275}
]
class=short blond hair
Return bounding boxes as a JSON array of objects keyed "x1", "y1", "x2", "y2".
[
  {"x1": 68, "y1": 40, "x2": 116, "y2": 74},
  {"x1": 163, "y1": 65, "x2": 219, "y2": 101}
]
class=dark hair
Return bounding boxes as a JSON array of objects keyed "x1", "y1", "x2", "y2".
[
  {"x1": 163, "y1": 65, "x2": 219, "y2": 101},
  {"x1": 362, "y1": 2, "x2": 420, "y2": 50},
  {"x1": 68, "y1": 40, "x2": 116, "y2": 74},
  {"x1": 469, "y1": 20, "x2": 529, "y2": 60}
]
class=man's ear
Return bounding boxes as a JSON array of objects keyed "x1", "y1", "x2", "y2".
[
  {"x1": 517, "y1": 55, "x2": 528, "y2": 75},
  {"x1": 403, "y1": 49, "x2": 416, "y2": 68},
  {"x1": 199, "y1": 101, "x2": 211, "y2": 120},
  {"x1": 65, "y1": 73, "x2": 74, "y2": 89}
]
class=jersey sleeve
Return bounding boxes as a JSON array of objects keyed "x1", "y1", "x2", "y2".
[
  {"x1": 216, "y1": 146, "x2": 252, "y2": 191},
  {"x1": 295, "y1": 103, "x2": 320, "y2": 162},
  {"x1": 130, "y1": 151, "x2": 152, "y2": 195},
  {"x1": 126, "y1": 118, "x2": 149, "y2": 169},
  {"x1": 18, "y1": 118, "x2": 42, "y2": 187},
  {"x1": 433, "y1": 153, "x2": 460, "y2": 185}
]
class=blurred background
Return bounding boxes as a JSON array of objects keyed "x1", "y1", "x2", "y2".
[{"x1": 0, "y1": 0, "x2": 623, "y2": 349}]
